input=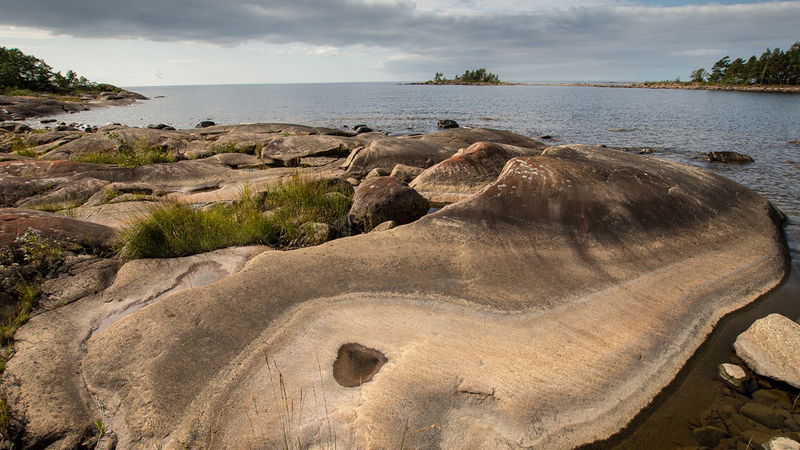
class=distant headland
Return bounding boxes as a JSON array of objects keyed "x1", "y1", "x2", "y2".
[{"x1": 0, "y1": 46, "x2": 146, "y2": 121}]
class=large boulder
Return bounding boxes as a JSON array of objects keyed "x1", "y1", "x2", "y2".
[
  {"x1": 343, "y1": 127, "x2": 546, "y2": 177},
  {"x1": 348, "y1": 176, "x2": 429, "y2": 231},
  {"x1": 734, "y1": 314, "x2": 800, "y2": 388},
  {"x1": 2, "y1": 145, "x2": 788, "y2": 449},
  {"x1": 410, "y1": 141, "x2": 544, "y2": 205}
]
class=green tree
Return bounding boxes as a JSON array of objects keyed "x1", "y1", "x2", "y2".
[{"x1": 690, "y1": 68, "x2": 707, "y2": 82}]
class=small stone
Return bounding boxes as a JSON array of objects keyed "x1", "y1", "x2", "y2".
[
  {"x1": 437, "y1": 119, "x2": 459, "y2": 129},
  {"x1": 753, "y1": 389, "x2": 793, "y2": 410},
  {"x1": 719, "y1": 363, "x2": 754, "y2": 393},
  {"x1": 706, "y1": 151, "x2": 754, "y2": 163},
  {"x1": 346, "y1": 177, "x2": 360, "y2": 186},
  {"x1": 390, "y1": 164, "x2": 425, "y2": 183},
  {"x1": 370, "y1": 221, "x2": 397, "y2": 232},
  {"x1": 740, "y1": 402, "x2": 787, "y2": 429},
  {"x1": 299, "y1": 222, "x2": 335, "y2": 246},
  {"x1": 365, "y1": 168, "x2": 390, "y2": 179},
  {"x1": 692, "y1": 425, "x2": 726, "y2": 447},
  {"x1": 763, "y1": 436, "x2": 800, "y2": 450}
]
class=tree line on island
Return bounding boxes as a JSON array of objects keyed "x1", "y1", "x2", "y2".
[
  {"x1": 689, "y1": 42, "x2": 800, "y2": 86},
  {"x1": 1, "y1": 46, "x2": 121, "y2": 96},
  {"x1": 423, "y1": 68, "x2": 506, "y2": 85}
]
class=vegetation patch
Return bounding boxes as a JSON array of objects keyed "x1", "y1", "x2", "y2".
[
  {"x1": 689, "y1": 42, "x2": 799, "y2": 86},
  {"x1": 207, "y1": 142, "x2": 258, "y2": 155},
  {"x1": 75, "y1": 134, "x2": 176, "y2": 167},
  {"x1": 120, "y1": 174, "x2": 353, "y2": 258},
  {"x1": 1, "y1": 46, "x2": 122, "y2": 95},
  {"x1": 9, "y1": 139, "x2": 36, "y2": 158},
  {"x1": 421, "y1": 68, "x2": 509, "y2": 85}
]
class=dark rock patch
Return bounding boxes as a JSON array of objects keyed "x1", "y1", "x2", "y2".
[
  {"x1": 333, "y1": 343, "x2": 388, "y2": 387},
  {"x1": 706, "y1": 151, "x2": 754, "y2": 163}
]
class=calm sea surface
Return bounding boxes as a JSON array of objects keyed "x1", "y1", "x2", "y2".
[{"x1": 39, "y1": 82, "x2": 800, "y2": 447}]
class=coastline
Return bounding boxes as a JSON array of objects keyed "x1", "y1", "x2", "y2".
[
  {"x1": 530, "y1": 82, "x2": 800, "y2": 93},
  {"x1": 0, "y1": 90, "x2": 147, "y2": 122}
]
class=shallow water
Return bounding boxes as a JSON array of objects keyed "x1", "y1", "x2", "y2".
[{"x1": 35, "y1": 82, "x2": 800, "y2": 446}]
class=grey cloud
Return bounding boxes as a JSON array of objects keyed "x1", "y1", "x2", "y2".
[{"x1": 1, "y1": 1, "x2": 798, "y2": 79}]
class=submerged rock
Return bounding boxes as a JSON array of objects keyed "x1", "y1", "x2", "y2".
[
  {"x1": 734, "y1": 314, "x2": 800, "y2": 388},
  {"x1": 437, "y1": 119, "x2": 459, "y2": 129},
  {"x1": 718, "y1": 363, "x2": 755, "y2": 393},
  {"x1": 706, "y1": 151, "x2": 754, "y2": 163}
]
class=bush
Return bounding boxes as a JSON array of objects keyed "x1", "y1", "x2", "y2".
[{"x1": 119, "y1": 175, "x2": 354, "y2": 258}]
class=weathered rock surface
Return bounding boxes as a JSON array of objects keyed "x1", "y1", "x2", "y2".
[
  {"x1": 389, "y1": 163, "x2": 424, "y2": 183},
  {"x1": 343, "y1": 127, "x2": 546, "y2": 177},
  {"x1": 348, "y1": 176, "x2": 429, "y2": 231},
  {"x1": 734, "y1": 314, "x2": 800, "y2": 388},
  {"x1": 0, "y1": 208, "x2": 118, "y2": 250},
  {"x1": 0, "y1": 145, "x2": 779, "y2": 449},
  {"x1": 0, "y1": 91, "x2": 145, "y2": 121},
  {"x1": 410, "y1": 141, "x2": 544, "y2": 205},
  {"x1": 0, "y1": 130, "x2": 789, "y2": 449},
  {"x1": 261, "y1": 135, "x2": 361, "y2": 165},
  {"x1": 1, "y1": 246, "x2": 266, "y2": 449}
]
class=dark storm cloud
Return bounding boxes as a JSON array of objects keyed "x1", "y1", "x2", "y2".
[{"x1": 2, "y1": 1, "x2": 798, "y2": 76}]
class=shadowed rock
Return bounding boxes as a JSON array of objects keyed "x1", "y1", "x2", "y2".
[
  {"x1": 348, "y1": 176, "x2": 429, "y2": 231},
  {"x1": 706, "y1": 151, "x2": 754, "y2": 163},
  {"x1": 2, "y1": 144, "x2": 788, "y2": 449}
]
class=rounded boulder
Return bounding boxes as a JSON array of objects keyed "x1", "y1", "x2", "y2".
[{"x1": 348, "y1": 176, "x2": 429, "y2": 231}]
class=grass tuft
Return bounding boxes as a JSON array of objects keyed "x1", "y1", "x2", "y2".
[
  {"x1": 207, "y1": 142, "x2": 257, "y2": 155},
  {"x1": 119, "y1": 174, "x2": 353, "y2": 258},
  {"x1": 75, "y1": 134, "x2": 176, "y2": 167}
]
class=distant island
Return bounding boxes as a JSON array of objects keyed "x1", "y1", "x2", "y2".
[{"x1": 410, "y1": 68, "x2": 517, "y2": 85}]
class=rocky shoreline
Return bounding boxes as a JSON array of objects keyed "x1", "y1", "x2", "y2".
[
  {"x1": 0, "y1": 90, "x2": 147, "y2": 122},
  {"x1": 539, "y1": 82, "x2": 800, "y2": 93},
  {"x1": 0, "y1": 119, "x2": 795, "y2": 448}
]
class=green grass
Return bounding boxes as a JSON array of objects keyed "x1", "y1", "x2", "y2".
[
  {"x1": 75, "y1": 135, "x2": 176, "y2": 167},
  {"x1": 10, "y1": 139, "x2": 36, "y2": 158},
  {"x1": 207, "y1": 142, "x2": 257, "y2": 155},
  {"x1": 261, "y1": 174, "x2": 353, "y2": 246},
  {"x1": 119, "y1": 174, "x2": 353, "y2": 258}
]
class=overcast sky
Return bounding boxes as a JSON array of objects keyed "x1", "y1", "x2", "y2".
[{"x1": 0, "y1": 0, "x2": 797, "y2": 86}]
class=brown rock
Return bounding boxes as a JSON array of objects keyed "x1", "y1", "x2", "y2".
[
  {"x1": 348, "y1": 176, "x2": 429, "y2": 231},
  {"x1": 410, "y1": 141, "x2": 543, "y2": 205},
  {"x1": 0, "y1": 208, "x2": 118, "y2": 251}
]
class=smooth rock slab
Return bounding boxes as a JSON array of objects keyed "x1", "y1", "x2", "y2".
[
  {"x1": 6, "y1": 144, "x2": 789, "y2": 449},
  {"x1": 734, "y1": 314, "x2": 800, "y2": 388}
]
